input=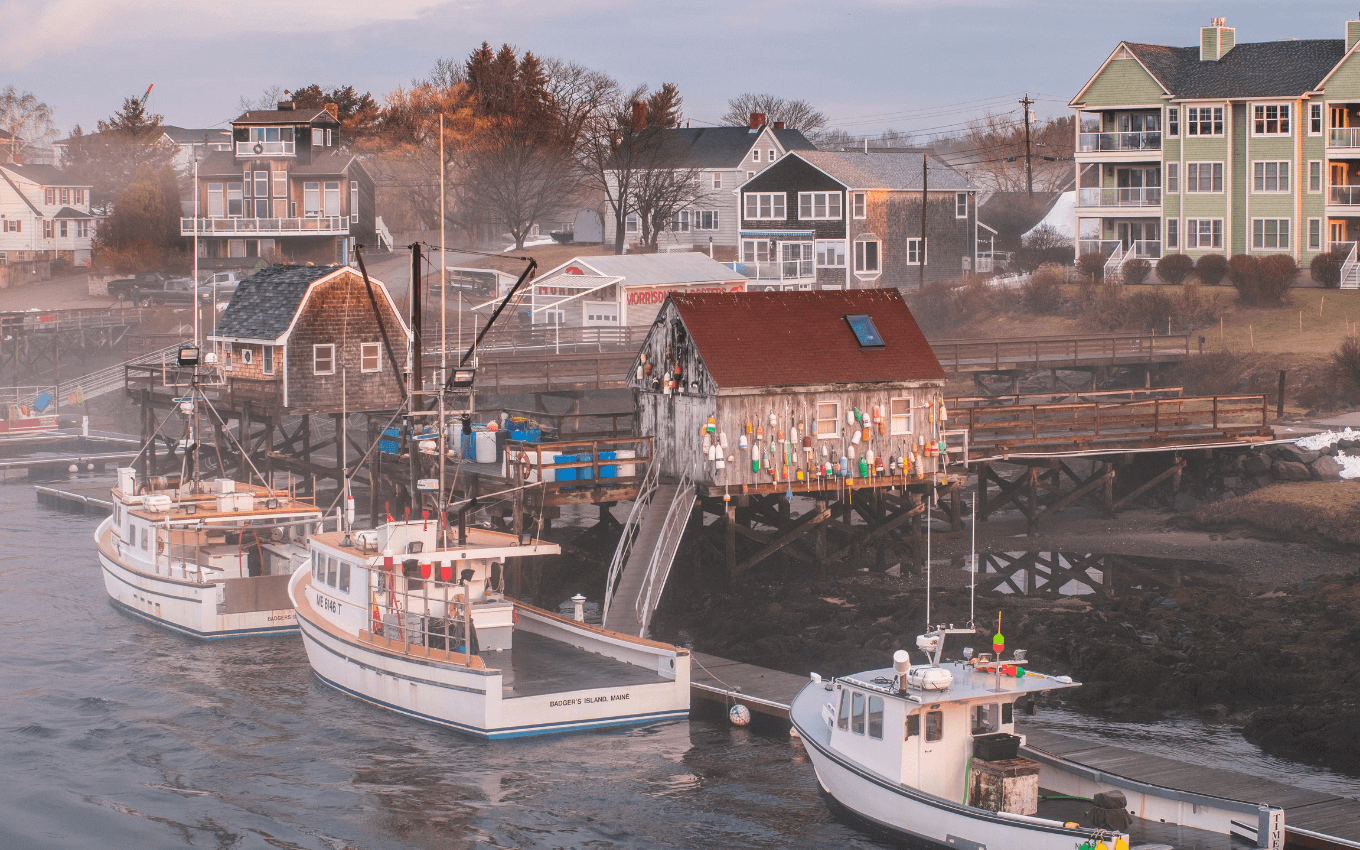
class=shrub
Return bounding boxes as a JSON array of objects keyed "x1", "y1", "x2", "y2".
[
  {"x1": 1023, "y1": 263, "x2": 1067, "y2": 313},
  {"x1": 1017, "y1": 225, "x2": 1074, "y2": 272},
  {"x1": 1123, "y1": 258, "x2": 1152, "y2": 286},
  {"x1": 1125, "y1": 289, "x2": 1175, "y2": 332},
  {"x1": 1227, "y1": 254, "x2": 1260, "y2": 292},
  {"x1": 1174, "y1": 281, "x2": 1217, "y2": 329},
  {"x1": 1196, "y1": 253, "x2": 1228, "y2": 286},
  {"x1": 1310, "y1": 251, "x2": 1344, "y2": 289},
  {"x1": 1077, "y1": 252, "x2": 1106, "y2": 283},
  {"x1": 1256, "y1": 255, "x2": 1298, "y2": 304},
  {"x1": 1157, "y1": 253, "x2": 1195, "y2": 285},
  {"x1": 1333, "y1": 336, "x2": 1360, "y2": 396}
]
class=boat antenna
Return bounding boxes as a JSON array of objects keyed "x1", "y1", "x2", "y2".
[
  {"x1": 438, "y1": 113, "x2": 448, "y2": 546},
  {"x1": 342, "y1": 367, "x2": 351, "y2": 546},
  {"x1": 969, "y1": 494, "x2": 976, "y2": 630},
  {"x1": 925, "y1": 485, "x2": 932, "y2": 629}
]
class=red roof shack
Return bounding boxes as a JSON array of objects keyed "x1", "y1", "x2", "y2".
[{"x1": 629, "y1": 290, "x2": 948, "y2": 487}]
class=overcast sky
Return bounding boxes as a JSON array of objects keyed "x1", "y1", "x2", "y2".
[{"x1": 2, "y1": 1, "x2": 1355, "y2": 139}]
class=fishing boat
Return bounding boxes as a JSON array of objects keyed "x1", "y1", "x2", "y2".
[
  {"x1": 95, "y1": 467, "x2": 325, "y2": 638},
  {"x1": 789, "y1": 626, "x2": 1286, "y2": 850},
  {"x1": 0, "y1": 399, "x2": 59, "y2": 438}
]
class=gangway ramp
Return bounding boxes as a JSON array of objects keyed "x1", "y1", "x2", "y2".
[{"x1": 602, "y1": 466, "x2": 696, "y2": 638}]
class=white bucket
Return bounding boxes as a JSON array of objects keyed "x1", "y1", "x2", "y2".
[{"x1": 475, "y1": 431, "x2": 497, "y2": 464}]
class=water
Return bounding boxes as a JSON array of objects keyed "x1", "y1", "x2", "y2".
[{"x1": 3, "y1": 480, "x2": 1352, "y2": 849}]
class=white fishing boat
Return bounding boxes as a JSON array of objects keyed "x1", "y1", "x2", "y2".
[
  {"x1": 95, "y1": 468, "x2": 325, "y2": 638},
  {"x1": 289, "y1": 518, "x2": 690, "y2": 738},
  {"x1": 789, "y1": 626, "x2": 1286, "y2": 850}
]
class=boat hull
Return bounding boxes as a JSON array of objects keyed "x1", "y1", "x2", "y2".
[{"x1": 94, "y1": 516, "x2": 299, "y2": 640}]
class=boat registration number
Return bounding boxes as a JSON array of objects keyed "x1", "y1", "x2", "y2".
[{"x1": 316, "y1": 592, "x2": 342, "y2": 614}]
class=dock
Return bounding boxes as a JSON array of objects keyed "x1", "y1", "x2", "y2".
[
  {"x1": 34, "y1": 481, "x2": 114, "y2": 514},
  {"x1": 686, "y1": 653, "x2": 1358, "y2": 850}
]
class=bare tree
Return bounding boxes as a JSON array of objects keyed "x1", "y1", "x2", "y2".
[
  {"x1": 632, "y1": 159, "x2": 707, "y2": 249},
  {"x1": 237, "y1": 84, "x2": 287, "y2": 113},
  {"x1": 0, "y1": 87, "x2": 56, "y2": 162},
  {"x1": 946, "y1": 113, "x2": 1074, "y2": 194},
  {"x1": 720, "y1": 93, "x2": 829, "y2": 141}
]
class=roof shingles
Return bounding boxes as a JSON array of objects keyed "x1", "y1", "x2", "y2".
[
  {"x1": 1123, "y1": 39, "x2": 1346, "y2": 99},
  {"x1": 213, "y1": 265, "x2": 337, "y2": 341}
]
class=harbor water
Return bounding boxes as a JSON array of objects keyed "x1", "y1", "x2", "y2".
[{"x1": 2, "y1": 478, "x2": 1353, "y2": 848}]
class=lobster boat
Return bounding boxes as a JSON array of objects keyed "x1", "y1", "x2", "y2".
[
  {"x1": 789, "y1": 626, "x2": 1285, "y2": 850},
  {"x1": 289, "y1": 517, "x2": 690, "y2": 739},
  {"x1": 95, "y1": 467, "x2": 325, "y2": 638}
]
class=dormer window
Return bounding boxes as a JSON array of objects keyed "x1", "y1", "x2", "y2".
[
  {"x1": 312, "y1": 128, "x2": 325, "y2": 147},
  {"x1": 240, "y1": 126, "x2": 295, "y2": 156}
]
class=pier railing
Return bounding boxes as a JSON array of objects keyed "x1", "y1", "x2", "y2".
[
  {"x1": 930, "y1": 333, "x2": 1192, "y2": 373},
  {"x1": 504, "y1": 435, "x2": 654, "y2": 497}
]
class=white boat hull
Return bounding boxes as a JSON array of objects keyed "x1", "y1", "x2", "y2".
[{"x1": 95, "y1": 516, "x2": 298, "y2": 639}]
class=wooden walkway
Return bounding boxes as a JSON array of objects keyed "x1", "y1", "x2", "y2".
[
  {"x1": 931, "y1": 333, "x2": 1192, "y2": 375},
  {"x1": 689, "y1": 652, "x2": 808, "y2": 719},
  {"x1": 1022, "y1": 727, "x2": 1360, "y2": 849}
]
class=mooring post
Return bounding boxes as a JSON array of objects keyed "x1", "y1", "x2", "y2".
[
  {"x1": 911, "y1": 492, "x2": 923, "y2": 575},
  {"x1": 1026, "y1": 467, "x2": 1038, "y2": 536},
  {"x1": 725, "y1": 498, "x2": 737, "y2": 579}
]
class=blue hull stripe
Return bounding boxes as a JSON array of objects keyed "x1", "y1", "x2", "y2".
[{"x1": 107, "y1": 596, "x2": 299, "y2": 640}]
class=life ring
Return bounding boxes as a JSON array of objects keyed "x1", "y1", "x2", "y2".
[
  {"x1": 253, "y1": 143, "x2": 263, "y2": 154},
  {"x1": 517, "y1": 450, "x2": 532, "y2": 480}
]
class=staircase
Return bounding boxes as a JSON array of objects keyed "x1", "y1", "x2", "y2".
[
  {"x1": 1341, "y1": 242, "x2": 1360, "y2": 290},
  {"x1": 602, "y1": 467, "x2": 696, "y2": 638},
  {"x1": 1102, "y1": 242, "x2": 1126, "y2": 284},
  {"x1": 375, "y1": 216, "x2": 395, "y2": 252}
]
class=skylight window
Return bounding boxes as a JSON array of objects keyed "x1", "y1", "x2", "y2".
[{"x1": 845, "y1": 314, "x2": 884, "y2": 348}]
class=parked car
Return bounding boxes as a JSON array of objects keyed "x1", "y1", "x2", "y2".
[
  {"x1": 107, "y1": 272, "x2": 170, "y2": 302},
  {"x1": 198, "y1": 271, "x2": 246, "y2": 299}
]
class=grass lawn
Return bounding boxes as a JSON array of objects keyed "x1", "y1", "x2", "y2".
[{"x1": 1191, "y1": 481, "x2": 1360, "y2": 547}]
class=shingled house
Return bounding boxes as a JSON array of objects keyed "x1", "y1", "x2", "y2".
[
  {"x1": 208, "y1": 264, "x2": 410, "y2": 413},
  {"x1": 630, "y1": 289, "x2": 948, "y2": 488}
]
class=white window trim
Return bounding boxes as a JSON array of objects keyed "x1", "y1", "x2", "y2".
[
  {"x1": 223, "y1": 342, "x2": 233, "y2": 371},
  {"x1": 851, "y1": 192, "x2": 866, "y2": 219},
  {"x1": 1251, "y1": 161, "x2": 1291, "y2": 194},
  {"x1": 262, "y1": 346, "x2": 274, "y2": 376},
  {"x1": 712, "y1": 172, "x2": 722, "y2": 190},
  {"x1": 240, "y1": 348, "x2": 253, "y2": 365},
  {"x1": 797, "y1": 191, "x2": 842, "y2": 221},
  {"x1": 1251, "y1": 218, "x2": 1292, "y2": 251},
  {"x1": 1166, "y1": 218, "x2": 1179, "y2": 250},
  {"x1": 1308, "y1": 160, "x2": 1323, "y2": 194},
  {"x1": 1185, "y1": 218, "x2": 1225, "y2": 250},
  {"x1": 1251, "y1": 102, "x2": 1292, "y2": 137},
  {"x1": 695, "y1": 209, "x2": 720, "y2": 231},
  {"x1": 1185, "y1": 105, "x2": 1225, "y2": 138},
  {"x1": 816, "y1": 402, "x2": 840, "y2": 439},
  {"x1": 1166, "y1": 162, "x2": 1179, "y2": 194},
  {"x1": 1185, "y1": 161, "x2": 1225, "y2": 194},
  {"x1": 889, "y1": 398, "x2": 913, "y2": 435},
  {"x1": 768, "y1": 149, "x2": 776, "y2": 162},
  {"x1": 1167, "y1": 105, "x2": 1179, "y2": 137},
  {"x1": 905, "y1": 238, "x2": 927, "y2": 266},
  {"x1": 1309, "y1": 102, "x2": 1324, "y2": 137},
  {"x1": 955, "y1": 193, "x2": 968, "y2": 219},
  {"x1": 360, "y1": 342, "x2": 381, "y2": 373},
  {"x1": 752, "y1": 149, "x2": 760, "y2": 162},
  {"x1": 744, "y1": 192, "x2": 786, "y2": 220},
  {"x1": 313, "y1": 344, "x2": 335, "y2": 376},
  {"x1": 1307, "y1": 217, "x2": 1323, "y2": 251},
  {"x1": 854, "y1": 239, "x2": 882, "y2": 274},
  {"x1": 815, "y1": 239, "x2": 846, "y2": 268}
]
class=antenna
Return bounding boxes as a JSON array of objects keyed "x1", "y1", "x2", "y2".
[
  {"x1": 925, "y1": 487, "x2": 932, "y2": 628},
  {"x1": 969, "y1": 495, "x2": 976, "y2": 630}
]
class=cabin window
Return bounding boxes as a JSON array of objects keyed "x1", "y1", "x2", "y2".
[
  {"x1": 311, "y1": 551, "x2": 320, "y2": 580},
  {"x1": 972, "y1": 703, "x2": 1000, "y2": 735},
  {"x1": 890, "y1": 398, "x2": 912, "y2": 435},
  {"x1": 360, "y1": 342, "x2": 381, "y2": 373},
  {"x1": 868, "y1": 696, "x2": 884, "y2": 739},
  {"x1": 406, "y1": 540, "x2": 423, "y2": 554},
  {"x1": 906, "y1": 713, "x2": 920, "y2": 739},
  {"x1": 262, "y1": 346, "x2": 274, "y2": 375},
  {"x1": 338, "y1": 562, "x2": 351, "y2": 593},
  {"x1": 1002, "y1": 702, "x2": 1014, "y2": 725},
  {"x1": 925, "y1": 710, "x2": 943, "y2": 742},
  {"x1": 313, "y1": 344, "x2": 335, "y2": 375},
  {"x1": 851, "y1": 692, "x2": 866, "y2": 735},
  {"x1": 837, "y1": 689, "x2": 850, "y2": 730},
  {"x1": 240, "y1": 348, "x2": 253, "y2": 366},
  {"x1": 140, "y1": 527, "x2": 148, "y2": 551},
  {"x1": 325, "y1": 556, "x2": 337, "y2": 587}
]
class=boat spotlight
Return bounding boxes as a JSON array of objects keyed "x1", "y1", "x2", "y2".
[{"x1": 177, "y1": 344, "x2": 200, "y2": 367}]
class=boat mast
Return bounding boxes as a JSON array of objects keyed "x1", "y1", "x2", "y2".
[
  {"x1": 191, "y1": 156, "x2": 201, "y2": 493},
  {"x1": 438, "y1": 114, "x2": 447, "y2": 546}
]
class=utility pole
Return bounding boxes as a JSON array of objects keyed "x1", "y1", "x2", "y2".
[
  {"x1": 920, "y1": 152, "x2": 928, "y2": 291},
  {"x1": 1020, "y1": 92, "x2": 1035, "y2": 197}
]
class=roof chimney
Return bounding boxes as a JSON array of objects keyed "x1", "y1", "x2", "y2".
[
  {"x1": 749, "y1": 112, "x2": 766, "y2": 131},
  {"x1": 773, "y1": 121, "x2": 786, "y2": 130},
  {"x1": 631, "y1": 100, "x2": 647, "y2": 131},
  {"x1": 277, "y1": 100, "x2": 295, "y2": 111},
  {"x1": 323, "y1": 102, "x2": 339, "y2": 120},
  {"x1": 1348, "y1": 15, "x2": 1360, "y2": 52},
  {"x1": 1200, "y1": 17, "x2": 1235, "y2": 61}
]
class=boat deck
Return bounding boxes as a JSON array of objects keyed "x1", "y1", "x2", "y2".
[
  {"x1": 1035, "y1": 792, "x2": 1250, "y2": 850},
  {"x1": 497, "y1": 631, "x2": 670, "y2": 699}
]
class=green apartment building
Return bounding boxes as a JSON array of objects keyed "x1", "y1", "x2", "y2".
[{"x1": 1071, "y1": 15, "x2": 1360, "y2": 281}]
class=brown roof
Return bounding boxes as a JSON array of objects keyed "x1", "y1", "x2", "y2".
[{"x1": 669, "y1": 290, "x2": 945, "y2": 389}]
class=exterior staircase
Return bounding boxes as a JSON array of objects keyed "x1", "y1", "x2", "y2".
[
  {"x1": 602, "y1": 465, "x2": 696, "y2": 638},
  {"x1": 1340, "y1": 242, "x2": 1360, "y2": 290}
]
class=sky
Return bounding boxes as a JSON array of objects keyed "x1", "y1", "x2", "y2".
[{"x1": 2, "y1": 1, "x2": 1356, "y2": 139}]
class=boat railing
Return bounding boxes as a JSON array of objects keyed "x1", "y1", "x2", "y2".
[
  {"x1": 356, "y1": 561, "x2": 487, "y2": 665},
  {"x1": 602, "y1": 458, "x2": 659, "y2": 627}
]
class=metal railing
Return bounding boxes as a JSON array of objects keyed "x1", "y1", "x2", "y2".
[
  {"x1": 1103, "y1": 242, "x2": 1126, "y2": 282},
  {"x1": 424, "y1": 324, "x2": 647, "y2": 357},
  {"x1": 1330, "y1": 186, "x2": 1360, "y2": 205},
  {"x1": 1127, "y1": 239, "x2": 1162, "y2": 259},
  {"x1": 1078, "y1": 240, "x2": 1121, "y2": 257},
  {"x1": 602, "y1": 459, "x2": 659, "y2": 628},
  {"x1": 236, "y1": 140, "x2": 295, "y2": 156},
  {"x1": 1342, "y1": 242, "x2": 1360, "y2": 291},
  {"x1": 362, "y1": 565, "x2": 477, "y2": 663},
  {"x1": 733, "y1": 259, "x2": 815, "y2": 280},
  {"x1": 180, "y1": 216, "x2": 347, "y2": 235},
  {"x1": 1077, "y1": 187, "x2": 1163, "y2": 207},
  {"x1": 930, "y1": 333, "x2": 1193, "y2": 374},
  {"x1": 1329, "y1": 128, "x2": 1360, "y2": 148},
  {"x1": 505, "y1": 436, "x2": 653, "y2": 494},
  {"x1": 501, "y1": 408, "x2": 636, "y2": 440},
  {"x1": 1078, "y1": 131, "x2": 1162, "y2": 153},
  {"x1": 634, "y1": 469, "x2": 695, "y2": 639}
]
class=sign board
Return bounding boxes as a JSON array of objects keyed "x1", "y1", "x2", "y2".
[{"x1": 417, "y1": 479, "x2": 439, "y2": 491}]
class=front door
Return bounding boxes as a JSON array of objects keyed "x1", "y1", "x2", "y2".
[
  {"x1": 1331, "y1": 220, "x2": 1349, "y2": 246},
  {"x1": 780, "y1": 241, "x2": 812, "y2": 280}
]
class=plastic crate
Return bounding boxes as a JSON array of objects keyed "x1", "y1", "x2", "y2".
[{"x1": 972, "y1": 733, "x2": 1021, "y2": 762}]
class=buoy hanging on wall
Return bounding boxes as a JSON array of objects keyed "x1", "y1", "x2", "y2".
[{"x1": 738, "y1": 433, "x2": 748, "y2": 450}]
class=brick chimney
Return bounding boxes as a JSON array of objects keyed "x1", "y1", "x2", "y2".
[
  {"x1": 631, "y1": 100, "x2": 647, "y2": 131},
  {"x1": 773, "y1": 121, "x2": 786, "y2": 130},
  {"x1": 277, "y1": 100, "x2": 295, "y2": 111},
  {"x1": 749, "y1": 112, "x2": 766, "y2": 130},
  {"x1": 323, "y1": 102, "x2": 339, "y2": 120}
]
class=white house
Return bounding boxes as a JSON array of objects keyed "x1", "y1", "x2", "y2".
[{"x1": 0, "y1": 162, "x2": 96, "y2": 266}]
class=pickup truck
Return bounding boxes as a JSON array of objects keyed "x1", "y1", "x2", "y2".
[
  {"x1": 107, "y1": 273, "x2": 169, "y2": 302},
  {"x1": 114, "y1": 276, "x2": 215, "y2": 306}
]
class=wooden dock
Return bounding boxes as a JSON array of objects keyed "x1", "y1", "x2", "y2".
[
  {"x1": 689, "y1": 652, "x2": 809, "y2": 719},
  {"x1": 34, "y1": 481, "x2": 114, "y2": 514}
]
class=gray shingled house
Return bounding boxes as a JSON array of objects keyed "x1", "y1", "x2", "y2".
[{"x1": 208, "y1": 264, "x2": 410, "y2": 414}]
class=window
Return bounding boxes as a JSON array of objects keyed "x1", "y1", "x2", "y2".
[
  {"x1": 74, "y1": 189, "x2": 84, "y2": 205},
  {"x1": 338, "y1": 561, "x2": 350, "y2": 593},
  {"x1": 815, "y1": 240, "x2": 845, "y2": 267},
  {"x1": 712, "y1": 172, "x2": 721, "y2": 189},
  {"x1": 747, "y1": 171, "x2": 754, "y2": 180},
  {"x1": 1002, "y1": 702, "x2": 1014, "y2": 725},
  {"x1": 254, "y1": 171, "x2": 269, "y2": 198},
  {"x1": 324, "y1": 181, "x2": 340, "y2": 217},
  {"x1": 925, "y1": 710, "x2": 943, "y2": 742},
  {"x1": 972, "y1": 703, "x2": 1000, "y2": 734},
  {"x1": 350, "y1": 180, "x2": 359, "y2": 223},
  {"x1": 851, "y1": 692, "x2": 866, "y2": 734},
  {"x1": 1311, "y1": 102, "x2": 1324, "y2": 135},
  {"x1": 243, "y1": 169, "x2": 252, "y2": 197},
  {"x1": 360, "y1": 342, "x2": 381, "y2": 372},
  {"x1": 768, "y1": 149, "x2": 776, "y2": 161},
  {"x1": 239, "y1": 348, "x2": 253, "y2": 366},
  {"x1": 1186, "y1": 162, "x2": 1224, "y2": 193},
  {"x1": 852, "y1": 192, "x2": 866, "y2": 219},
  {"x1": 1166, "y1": 162, "x2": 1179, "y2": 193},
  {"x1": 1253, "y1": 103, "x2": 1290, "y2": 135},
  {"x1": 247, "y1": 126, "x2": 295, "y2": 153},
  {"x1": 744, "y1": 192, "x2": 786, "y2": 220},
  {"x1": 1187, "y1": 106, "x2": 1224, "y2": 136},
  {"x1": 1168, "y1": 106, "x2": 1179, "y2": 137},
  {"x1": 890, "y1": 398, "x2": 912, "y2": 435},
  {"x1": 303, "y1": 182, "x2": 320, "y2": 216},
  {"x1": 854, "y1": 240, "x2": 880, "y2": 273},
  {"x1": 59, "y1": 220, "x2": 67, "y2": 238},
  {"x1": 816, "y1": 402, "x2": 840, "y2": 438},
  {"x1": 906, "y1": 713, "x2": 920, "y2": 739},
  {"x1": 625, "y1": 213, "x2": 639, "y2": 233},
  {"x1": 798, "y1": 192, "x2": 841, "y2": 220},
  {"x1": 955, "y1": 193, "x2": 968, "y2": 219},
  {"x1": 262, "y1": 345, "x2": 274, "y2": 375},
  {"x1": 3, "y1": 220, "x2": 17, "y2": 233},
  {"x1": 868, "y1": 696, "x2": 884, "y2": 739},
  {"x1": 311, "y1": 551, "x2": 321, "y2": 581},
  {"x1": 696, "y1": 210, "x2": 719, "y2": 231},
  {"x1": 669, "y1": 210, "x2": 690, "y2": 232},
  {"x1": 273, "y1": 171, "x2": 287, "y2": 198},
  {"x1": 223, "y1": 342, "x2": 233, "y2": 370},
  {"x1": 60, "y1": 189, "x2": 69, "y2": 205},
  {"x1": 845, "y1": 313, "x2": 884, "y2": 347},
  {"x1": 228, "y1": 239, "x2": 246, "y2": 258},
  {"x1": 1252, "y1": 161, "x2": 1290, "y2": 192},
  {"x1": 1309, "y1": 161, "x2": 1322, "y2": 193},
  {"x1": 906, "y1": 238, "x2": 926, "y2": 265},
  {"x1": 227, "y1": 183, "x2": 243, "y2": 216},
  {"x1": 76, "y1": 220, "x2": 88, "y2": 238},
  {"x1": 1309, "y1": 218, "x2": 1323, "y2": 251},
  {"x1": 254, "y1": 198, "x2": 269, "y2": 218},
  {"x1": 837, "y1": 688, "x2": 850, "y2": 730},
  {"x1": 312, "y1": 128, "x2": 325, "y2": 147},
  {"x1": 1186, "y1": 218, "x2": 1223, "y2": 249},
  {"x1": 208, "y1": 183, "x2": 224, "y2": 218},
  {"x1": 1252, "y1": 218, "x2": 1290, "y2": 250},
  {"x1": 43, "y1": 220, "x2": 52, "y2": 239},
  {"x1": 326, "y1": 556, "x2": 337, "y2": 587},
  {"x1": 752, "y1": 149, "x2": 760, "y2": 162},
  {"x1": 45, "y1": 188, "x2": 55, "y2": 205},
  {"x1": 140, "y1": 527, "x2": 148, "y2": 551},
  {"x1": 314, "y1": 344, "x2": 335, "y2": 375},
  {"x1": 1166, "y1": 218, "x2": 1178, "y2": 250}
]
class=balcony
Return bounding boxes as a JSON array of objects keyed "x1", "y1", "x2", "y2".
[
  {"x1": 733, "y1": 259, "x2": 815, "y2": 280},
  {"x1": 181, "y1": 217, "x2": 348, "y2": 236},
  {"x1": 236, "y1": 140, "x2": 295, "y2": 156},
  {"x1": 1078, "y1": 240, "x2": 1161, "y2": 259},
  {"x1": 1078, "y1": 132, "x2": 1161, "y2": 153},
  {"x1": 1329, "y1": 128, "x2": 1360, "y2": 149},
  {"x1": 1330, "y1": 186, "x2": 1360, "y2": 206},
  {"x1": 1077, "y1": 187, "x2": 1163, "y2": 208}
]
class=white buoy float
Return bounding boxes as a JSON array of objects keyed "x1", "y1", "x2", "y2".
[{"x1": 729, "y1": 703, "x2": 751, "y2": 726}]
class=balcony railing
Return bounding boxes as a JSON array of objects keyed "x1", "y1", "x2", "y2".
[
  {"x1": 181, "y1": 217, "x2": 348, "y2": 236},
  {"x1": 734, "y1": 259, "x2": 815, "y2": 280},
  {"x1": 1078, "y1": 131, "x2": 1161, "y2": 153},
  {"x1": 1128, "y1": 239, "x2": 1162, "y2": 260},
  {"x1": 1330, "y1": 186, "x2": 1360, "y2": 206},
  {"x1": 1329, "y1": 128, "x2": 1360, "y2": 148},
  {"x1": 1077, "y1": 239, "x2": 1160, "y2": 259},
  {"x1": 236, "y1": 140, "x2": 295, "y2": 156},
  {"x1": 1077, "y1": 187, "x2": 1163, "y2": 208},
  {"x1": 1079, "y1": 240, "x2": 1121, "y2": 257}
]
